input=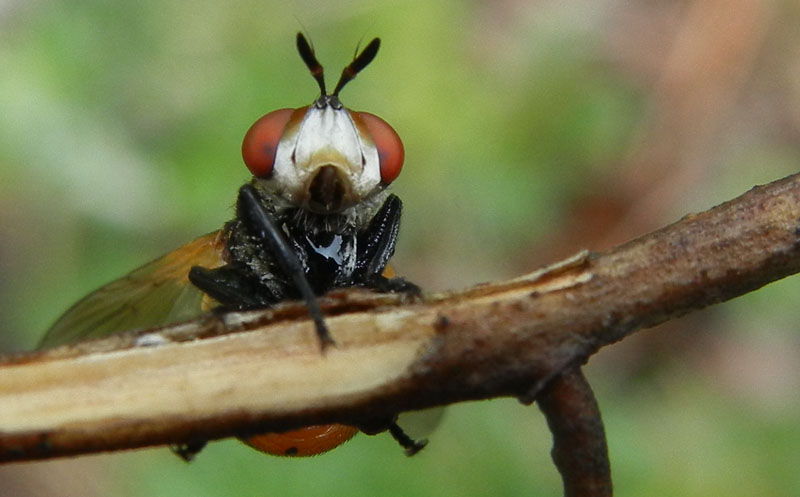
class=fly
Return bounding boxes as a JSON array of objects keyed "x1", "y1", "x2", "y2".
[{"x1": 41, "y1": 33, "x2": 425, "y2": 459}]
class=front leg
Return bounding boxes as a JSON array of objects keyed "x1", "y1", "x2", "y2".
[
  {"x1": 357, "y1": 194, "x2": 421, "y2": 295},
  {"x1": 188, "y1": 264, "x2": 282, "y2": 310},
  {"x1": 237, "y1": 184, "x2": 334, "y2": 348}
]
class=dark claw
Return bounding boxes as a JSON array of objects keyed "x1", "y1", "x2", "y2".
[
  {"x1": 388, "y1": 422, "x2": 427, "y2": 456},
  {"x1": 171, "y1": 440, "x2": 207, "y2": 462}
]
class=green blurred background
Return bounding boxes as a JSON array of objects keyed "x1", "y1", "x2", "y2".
[{"x1": 2, "y1": 0, "x2": 800, "y2": 495}]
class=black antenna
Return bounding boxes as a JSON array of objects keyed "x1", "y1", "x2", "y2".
[
  {"x1": 332, "y1": 37, "x2": 380, "y2": 97},
  {"x1": 296, "y1": 33, "x2": 326, "y2": 97}
]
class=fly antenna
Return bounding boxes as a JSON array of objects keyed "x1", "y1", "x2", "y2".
[
  {"x1": 332, "y1": 37, "x2": 380, "y2": 97},
  {"x1": 296, "y1": 32, "x2": 326, "y2": 97}
]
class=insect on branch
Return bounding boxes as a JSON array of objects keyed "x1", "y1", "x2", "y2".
[{"x1": 2, "y1": 173, "x2": 800, "y2": 496}]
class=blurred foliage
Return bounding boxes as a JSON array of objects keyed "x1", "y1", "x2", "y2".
[{"x1": 1, "y1": 0, "x2": 800, "y2": 496}]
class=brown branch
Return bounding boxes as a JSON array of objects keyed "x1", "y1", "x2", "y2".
[
  {"x1": 538, "y1": 367, "x2": 612, "y2": 497},
  {"x1": 1, "y1": 173, "x2": 800, "y2": 465}
]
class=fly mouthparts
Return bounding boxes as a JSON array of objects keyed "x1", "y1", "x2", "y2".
[{"x1": 307, "y1": 165, "x2": 347, "y2": 213}]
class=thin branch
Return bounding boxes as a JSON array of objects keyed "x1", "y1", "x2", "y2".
[
  {"x1": 1, "y1": 173, "x2": 800, "y2": 463},
  {"x1": 538, "y1": 367, "x2": 612, "y2": 497}
]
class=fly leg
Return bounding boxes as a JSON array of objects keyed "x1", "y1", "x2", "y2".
[
  {"x1": 358, "y1": 416, "x2": 427, "y2": 456},
  {"x1": 171, "y1": 440, "x2": 207, "y2": 463},
  {"x1": 387, "y1": 421, "x2": 428, "y2": 456},
  {"x1": 357, "y1": 194, "x2": 421, "y2": 295},
  {"x1": 237, "y1": 184, "x2": 334, "y2": 348},
  {"x1": 188, "y1": 264, "x2": 281, "y2": 310}
]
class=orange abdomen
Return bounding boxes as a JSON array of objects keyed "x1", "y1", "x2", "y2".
[{"x1": 241, "y1": 424, "x2": 359, "y2": 457}]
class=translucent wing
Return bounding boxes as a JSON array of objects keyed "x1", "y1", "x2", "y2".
[
  {"x1": 40, "y1": 231, "x2": 226, "y2": 348},
  {"x1": 396, "y1": 408, "x2": 445, "y2": 441}
]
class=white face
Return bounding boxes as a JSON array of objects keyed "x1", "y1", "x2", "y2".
[
  {"x1": 242, "y1": 34, "x2": 405, "y2": 216},
  {"x1": 269, "y1": 104, "x2": 382, "y2": 213}
]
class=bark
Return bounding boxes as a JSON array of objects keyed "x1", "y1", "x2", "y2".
[{"x1": 1, "y1": 172, "x2": 799, "y2": 466}]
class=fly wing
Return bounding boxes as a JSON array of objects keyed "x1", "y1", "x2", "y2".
[
  {"x1": 396, "y1": 408, "x2": 445, "y2": 442},
  {"x1": 40, "y1": 231, "x2": 226, "y2": 348}
]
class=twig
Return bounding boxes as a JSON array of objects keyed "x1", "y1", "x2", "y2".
[
  {"x1": 1, "y1": 172, "x2": 799, "y2": 470},
  {"x1": 538, "y1": 367, "x2": 612, "y2": 497}
]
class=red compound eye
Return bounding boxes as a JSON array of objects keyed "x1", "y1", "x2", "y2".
[
  {"x1": 357, "y1": 112, "x2": 404, "y2": 184},
  {"x1": 241, "y1": 108, "x2": 295, "y2": 177}
]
